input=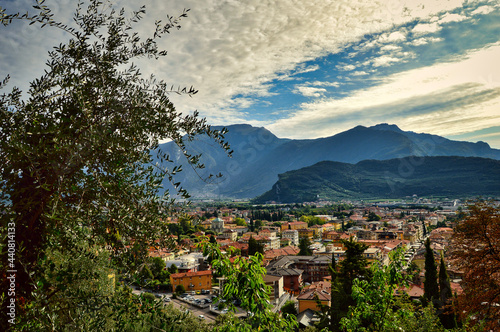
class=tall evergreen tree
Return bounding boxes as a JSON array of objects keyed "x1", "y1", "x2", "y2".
[
  {"x1": 248, "y1": 236, "x2": 264, "y2": 256},
  {"x1": 424, "y1": 238, "x2": 440, "y2": 304},
  {"x1": 439, "y1": 253, "x2": 456, "y2": 328},
  {"x1": 317, "y1": 238, "x2": 371, "y2": 331},
  {"x1": 298, "y1": 237, "x2": 313, "y2": 256}
]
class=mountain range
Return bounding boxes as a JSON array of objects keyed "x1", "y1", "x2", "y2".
[
  {"x1": 156, "y1": 123, "x2": 500, "y2": 199},
  {"x1": 253, "y1": 156, "x2": 500, "y2": 203}
]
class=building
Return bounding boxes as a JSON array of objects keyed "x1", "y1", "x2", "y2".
[
  {"x1": 170, "y1": 270, "x2": 212, "y2": 292},
  {"x1": 263, "y1": 274, "x2": 285, "y2": 304},
  {"x1": 266, "y1": 255, "x2": 333, "y2": 284},
  {"x1": 297, "y1": 281, "x2": 331, "y2": 313},
  {"x1": 282, "y1": 229, "x2": 299, "y2": 246},
  {"x1": 297, "y1": 228, "x2": 314, "y2": 240},
  {"x1": 211, "y1": 217, "x2": 224, "y2": 234},
  {"x1": 281, "y1": 221, "x2": 308, "y2": 232},
  {"x1": 221, "y1": 228, "x2": 238, "y2": 241}
]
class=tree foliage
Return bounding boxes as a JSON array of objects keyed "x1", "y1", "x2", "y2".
[
  {"x1": 340, "y1": 249, "x2": 411, "y2": 331},
  {"x1": 451, "y1": 200, "x2": 500, "y2": 331},
  {"x1": 202, "y1": 241, "x2": 297, "y2": 331},
  {"x1": 248, "y1": 236, "x2": 264, "y2": 257},
  {"x1": 424, "y1": 238, "x2": 440, "y2": 304},
  {"x1": 316, "y1": 238, "x2": 371, "y2": 331},
  {"x1": 0, "y1": 0, "x2": 229, "y2": 329},
  {"x1": 298, "y1": 237, "x2": 313, "y2": 256}
]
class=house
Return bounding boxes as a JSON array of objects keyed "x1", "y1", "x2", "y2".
[
  {"x1": 297, "y1": 281, "x2": 331, "y2": 313},
  {"x1": 221, "y1": 229, "x2": 238, "y2": 241},
  {"x1": 297, "y1": 228, "x2": 314, "y2": 240},
  {"x1": 282, "y1": 229, "x2": 299, "y2": 246},
  {"x1": 267, "y1": 255, "x2": 333, "y2": 284},
  {"x1": 170, "y1": 270, "x2": 212, "y2": 292},
  {"x1": 211, "y1": 217, "x2": 224, "y2": 234},
  {"x1": 263, "y1": 274, "x2": 285, "y2": 304},
  {"x1": 281, "y1": 221, "x2": 308, "y2": 232}
]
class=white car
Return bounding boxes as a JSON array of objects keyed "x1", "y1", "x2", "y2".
[{"x1": 198, "y1": 315, "x2": 205, "y2": 320}]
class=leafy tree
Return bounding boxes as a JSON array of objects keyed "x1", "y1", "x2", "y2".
[
  {"x1": 281, "y1": 300, "x2": 297, "y2": 317},
  {"x1": 298, "y1": 237, "x2": 313, "y2": 256},
  {"x1": 451, "y1": 201, "x2": 500, "y2": 331},
  {"x1": 338, "y1": 238, "x2": 371, "y2": 297},
  {"x1": 234, "y1": 217, "x2": 247, "y2": 227},
  {"x1": 248, "y1": 236, "x2": 264, "y2": 256},
  {"x1": 0, "y1": 0, "x2": 229, "y2": 329},
  {"x1": 175, "y1": 284, "x2": 186, "y2": 295},
  {"x1": 340, "y1": 249, "x2": 411, "y2": 331},
  {"x1": 210, "y1": 234, "x2": 218, "y2": 244},
  {"x1": 168, "y1": 263, "x2": 179, "y2": 275},
  {"x1": 149, "y1": 257, "x2": 167, "y2": 279},
  {"x1": 424, "y1": 238, "x2": 440, "y2": 304},
  {"x1": 339, "y1": 249, "x2": 476, "y2": 332},
  {"x1": 254, "y1": 219, "x2": 263, "y2": 230},
  {"x1": 316, "y1": 238, "x2": 371, "y2": 331},
  {"x1": 203, "y1": 241, "x2": 297, "y2": 331},
  {"x1": 367, "y1": 212, "x2": 381, "y2": 221},
  {"x1": 139, "y1": 264, "x2": 155, "y2": 285}
]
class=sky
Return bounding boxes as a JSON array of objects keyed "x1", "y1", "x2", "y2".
[{"x1": 1, "y1": 0, "x2": 500, "y2": 148}]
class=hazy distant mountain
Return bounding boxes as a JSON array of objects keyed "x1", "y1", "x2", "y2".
[
  {"x1": 253, "y1": 156, "x2": 500, "y2": 203},
  {"x1": 156, "y1": 123, "x2": 500, "y2": 199}
]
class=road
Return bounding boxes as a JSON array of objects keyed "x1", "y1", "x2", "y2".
[{"x1": 131, "y1": 288, "x2": 217, "y2": 323}]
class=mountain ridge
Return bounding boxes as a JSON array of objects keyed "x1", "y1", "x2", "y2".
[
  {"x1": 155, "y1": 123, "x2": 500, "y2": 199},
  {"x1": 253, "y1": 156, "x2": 500, "y2": 203}
]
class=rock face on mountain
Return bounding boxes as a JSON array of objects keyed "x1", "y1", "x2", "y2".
[
  {"x1": 156, "y1": 123, "x2": 500, "y2": 199},
  {"x1": 253, "y1": 156, "x2": 500, "y2": 203}
]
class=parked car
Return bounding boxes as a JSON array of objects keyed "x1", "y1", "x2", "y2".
[
  {"x1": 164, "y1": 297, "x2": 171, "y2": 302},
  {"x1": 198, "y1": 315, "x2": 205, "y2": 320}
]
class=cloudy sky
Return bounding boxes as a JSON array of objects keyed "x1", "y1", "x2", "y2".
[{"x1": 1, "y1": 0, "x2": 500, "y2": 148}]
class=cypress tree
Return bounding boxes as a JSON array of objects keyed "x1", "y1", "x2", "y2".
[
  {"x1": 439, "y1": 253, "x2": 456, "y2": 328},
  {"x1": 424, "y1": 238, "x2": 440, "y2": 303}
]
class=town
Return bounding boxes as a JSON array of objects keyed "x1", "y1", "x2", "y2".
[{"x1": 130, "y1": 198, "x2": 468, "y2": 328}]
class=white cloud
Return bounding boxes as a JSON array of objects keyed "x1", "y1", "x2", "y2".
[
  {"x1": 471, "y1": 5, "x2": 496, "y2": 15},
  {"x1": 268, "y1": 42, "x2": 500, "y2": 140},
  {"x1": 340, "y1": 64, "x2": 356, "y2": 71},
  {"x1": 412, "y1": 22, "x2": 442, "y2": 36},
  {"x1": 372, "y1": 55, "x2": 403, "y2": 67},
  {"x1": 380, "y1": 44, "x2": 403, "y2": 52},
  {"x1": 438, "y1": 13, "x2": 468, "y2": 24},
  {"x1": 1, "y1": 0, "x2": 470, "y2": 119},
  {"x1": 379, "y1": 31, "x2": 407, "y2": 43},
  {"x1": 410, "y1": 36, "x2": 443, "y2": 46},
  {"x1": 310, "y1": 81, "x2": 341, "y2": 87},
  {"x1": 293, "y1": 86, "x2": 327, "y2": 98}
]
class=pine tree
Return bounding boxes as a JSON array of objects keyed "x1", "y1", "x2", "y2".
[
  {"x1": 318, "y1": 238, "x2": 371, "y2": 331},
  {"x1": 424, "y1": 238, "x2": 440, "y2": 304},
  {"x1": 298, "y1": 237, "x2": 313, "y2": 256},
  {"x1": 248, "y1": 236, "x2": 264, "y2": 256},
  {"x1": 439, "y1": 253, "x2": 456, "y2": 328}
]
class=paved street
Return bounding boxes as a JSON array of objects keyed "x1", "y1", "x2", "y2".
[{"x1": 131, "y1": 288, "x2": 217, "y2": 323}]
